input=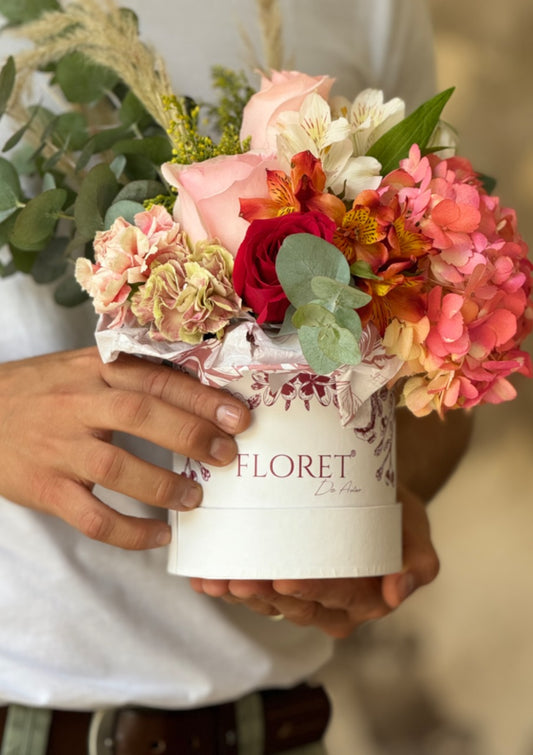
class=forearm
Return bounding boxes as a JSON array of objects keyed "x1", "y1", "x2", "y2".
[{"x1": 396, "y1": 407, "x2": 474, "y2": 504}]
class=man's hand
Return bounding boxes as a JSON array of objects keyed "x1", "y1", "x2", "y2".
[
  {"x1": 190, "y1": 484, "x2": 440, "y2": 638},
  {"x1": 0, "y1": 347, "x2": 250, "y2": 550}
]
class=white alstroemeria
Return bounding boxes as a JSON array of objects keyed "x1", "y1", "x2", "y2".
[
  {"x1": 328, "y1": 155, "x2": 383, "y2": 200},
  {"x1": 331, "y1": 89, "x2": 405, "y2": 156},
  {"x1": 275, "y1": 91, "x2": 379, "y2": 197},
  {"x1": 275, "y1": 91, "x2": 352, "y2": 166}
]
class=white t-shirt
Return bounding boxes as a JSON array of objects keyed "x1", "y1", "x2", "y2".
[{"x1": 0, "y1": 0, "x2": 435, "y2": 709}]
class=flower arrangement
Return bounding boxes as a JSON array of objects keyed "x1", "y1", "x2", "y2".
[{"x1": 1, "y1": 0, "x2": 531, "y2": 420}]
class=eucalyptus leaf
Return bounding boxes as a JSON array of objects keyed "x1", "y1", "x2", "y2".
[
  {"x1": 54, "y1": 274, "x2": 89, "y2": 307},
  {"x1": 298, "y1": 326, "x2": 340, "y2": 375},
  {"x1": 292, "y1": 303, "x2": 337, "y2": 329},
  {"x1": 113, "y1": 136, "x2": 173, "y2": 165},
  {"x1": 310, "y1": 276, "x2": 372, "y2": 310},
  {"x1": 31, "y1": 237, "x2": 69, "y2": 283},
  {"x1": 9, "y1": 188, "x2": 67, "y2": 251},
  {"x1": 51, "y1": 112, "x2": 88, "y2": 151},
  {"x1": 334, "y1": 307, "x2": 363, "y2": 340},
  {"x1": 0, "y1": 56, "x2": 15, "y2": 118},
  {"x1": 53, "y1": 52, "x2": 119, "y2": 104},
  {"x1": 0, "y1": 259, "x2": 16, "y2": 278},
  {"x1": 119, "y1": 90, "x2": 151, "y2": 128},
  {"x1": 367, "y1": 88, "x2": 455, "y2": 174},
  {"x1": 276, "y1": 233, "x2": 351, "y2": 307},
  {"x1": 0, "y1": 156, "x2": 23, "y2": 223},
  {"x1": 10, "y1": 246, "x2": 39, "y2": 273},
  {"x1": 0, "y1": 210, "x2": 18, "y2": 247},
  {"x1": 104, "y1": 200, "x2": 146, "y2": 228},
  {"x1": 317, "y1": 325, "x2": 362, "y2": 365},
  {"x1": 76, "y1": 126, "x2": 132, "y2": 171},
  {"x1": 3, "y1": 105, "x2": 44, "y2": 153},
  {"x1": 110, "y1": 155, "x2": 127, "y2": 180},
  {"x1": 42, "y1": 172, "x2": 56, "y2": 192},
  {"x1": 0, "y1": 0, "x2": 60, "y2": 24},
  {"x1": 74, "y1": 163, "x2": 119, "y2": 241},
  {"x1": 114, "y1": 179, "x2": 166, "y2": 204},
  {"x1": 122, "y1": 154, "x2": 159, "y2": 181}
]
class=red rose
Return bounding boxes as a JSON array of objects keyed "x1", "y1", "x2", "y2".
[{"x1": 233, "y1": 211, "x2": 336, "y2": 324}]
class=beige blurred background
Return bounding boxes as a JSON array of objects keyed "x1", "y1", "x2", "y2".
[{"x1": 325, "y1": 2, "x2": 533, "y2": 754}]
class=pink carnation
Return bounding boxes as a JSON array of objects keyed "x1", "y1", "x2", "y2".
[{"x1": 75, "y1": 205, "x2": 186, "y2": 327}]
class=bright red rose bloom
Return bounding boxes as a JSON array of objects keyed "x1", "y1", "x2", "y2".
[{"x1": 233, "y1": 211, "x2": 336, "y2": 323}]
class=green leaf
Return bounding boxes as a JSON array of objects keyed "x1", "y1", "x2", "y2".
[
  {"x1": 350, "y1": 260, "x2": 381, "y2": 280},
  {"x1": 318, "y1": 325, "x2": 361, "y2": 365},
  {"x1": 75, "y1": 125, "x2": 132, "y2": 171},
  {"x1": 104, "y1": 199, "x2": 145, "y2": 228},
  {"x1": 3, "y1": 105, "x2": 43, "y2": 153},
  {"x1": 53, "y1": 52, "x2": 119, "y2": 104},
  {"x1": 298, "y1": 323, "x2": 362, "y2": 375},
  {"x1": 113, "y1": 135, "x2": 173, "y2": 165},
  {"x1": 334, "y1": 307, "x2": 363, "y2": 339},
  {"x1": 31, "y1": 237, "x2": 69, "y2": 284},
  {"x1": 42, "y1": 172, "x2": 56, "y2": 191},
  {"x1": 276, "y1": 233, "x2": 351, "y2": 307},
  {"x1": 0, "y1": 156, "x2": 23, "y2": 223},
  {"x1": 292, "y1": 303, "x2": 337, "y2": 329},
  {"x1": 0, "y1": 0, "x2": 60, "y2": 24},
  {"x1": 0, "y1": 259, "x2": 16, "y2": 277},
  {"x1": 298, "y1": 326, "x2": 340, "y2": 375},
  {"x1": 54, "y1": 274, "x2": 88, "y2": 307},
  {"x1": 0, "y1": 209, "x2": 17, "y2": 246},
  {"x1": 478, "y1": 173, "x2": 497, "y2": 195},
  {"x1": 51, "y1": 112, "x2": 88, "y2": 151},
  {"x1": 122, "y1": 154, "x2": 159, "y2": 181},
  {"x1": 114, "y1": 179, "x2": 166, "y2": 204},
  {"x1": 0, "y1": 56, "x2": 15, "y2": 118},
  {"x1": 9, "y1": 188, "x2": 66, "y2": 251},
  {"x1": 367, "y1": 88, "x2": 455, "y2": 174},
  {"x1": 9, "y1": 245, "x2": 39, "y2": 273},
  {"x1": 74, "y1": 163, "x2": 119, "y2": 241},
  {"x1": 310, "y1": 276, "x2": 371, "y2": 311},
  {"x1": 119, "y1": 90, "x2": 151, "y2": 128},
  {"x1": 110, "y1": 155, "x2": 127, "y2": 181}
]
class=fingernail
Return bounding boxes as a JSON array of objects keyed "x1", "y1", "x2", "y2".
[
  {"x1": 216, "y1": 404, "x2": 242, "y2": 433},
  {"x1": 398, "y1": 573, "x2": 416, "y2": 602},
  {"x1": 180, "y1": 483, "x2": 202, "y2": 509},
  {"x1": 155, "y1": 527, "x2": 172, "y2": 547},
  {"x1": 210, "y1": 436, "x2": 236, "y2": 463}
]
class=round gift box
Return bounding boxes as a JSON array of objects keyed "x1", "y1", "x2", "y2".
[{"x1": 167, "y1": 369, "x2": 401, "y2": 580}]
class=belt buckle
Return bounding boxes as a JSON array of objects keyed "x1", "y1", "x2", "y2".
[{"x1": 88, "y1": 709, "x2": 119, "y2": 755}]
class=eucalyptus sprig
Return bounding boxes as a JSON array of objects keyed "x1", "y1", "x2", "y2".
[{"x1": 276, "y1": 233, "x2": 372, "y2": 374}]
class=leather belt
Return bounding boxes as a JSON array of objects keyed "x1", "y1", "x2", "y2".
[{"x1": 0, "y1": 684, "x2": 330, "y2": 755}]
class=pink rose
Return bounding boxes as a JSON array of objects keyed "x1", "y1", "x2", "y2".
[
  {"x1": 162, "y1": 152, "x2": 280, "y2": 256},
  {"x1": 240, "y1": 70, "x2": 335, "y2": 152}
]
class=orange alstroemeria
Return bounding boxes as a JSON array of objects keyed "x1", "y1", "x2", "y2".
[
  {"x1": 388, "y1": 214, "x2": 432, "y2": 259},
  {"x1": 357, "y1": 266, "x2": 426, "y2": 336},
  {"x1": 239, "y1": 150, "x2": 345, "y2": 222},
  {"x1": 332, "y1": 190, "x2": 391, "y2": 269}
]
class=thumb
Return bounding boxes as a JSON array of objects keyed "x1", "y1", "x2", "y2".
[{"x1": 382, "y1": 483, "x2": 440, "y2": 609}]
